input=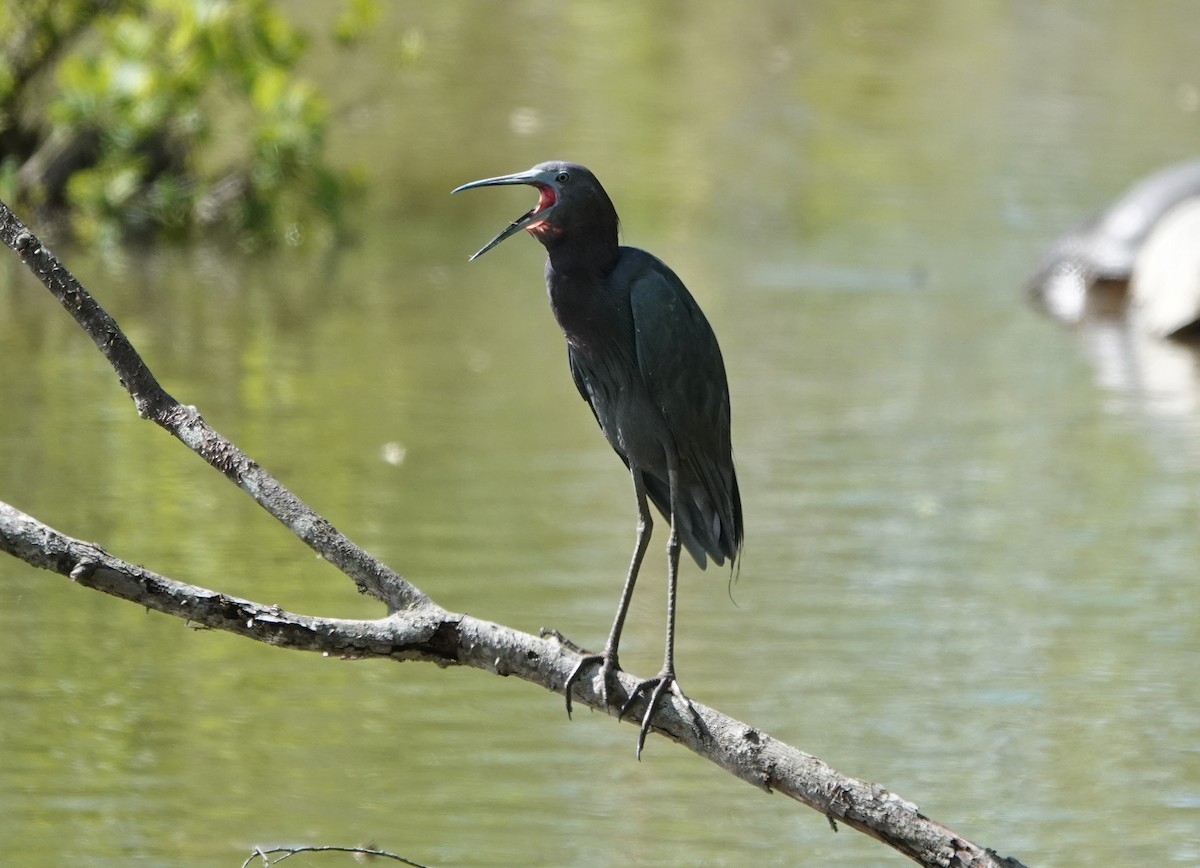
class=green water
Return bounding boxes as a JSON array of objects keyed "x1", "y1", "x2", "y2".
[{"x1": 3, "y1": 2, "x2": 1199, "y2": 865}]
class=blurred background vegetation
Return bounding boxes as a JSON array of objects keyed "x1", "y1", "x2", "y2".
[
  {"x1": 0, "y1": 0, "x2": 363, "y2": 248},
  {"x1": 2, "y1": 3, "x2": 1200, "y2": 865}
]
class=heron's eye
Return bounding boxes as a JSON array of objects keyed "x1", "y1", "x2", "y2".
[{"x1": 556, "y1": 171, "x2": 570, "y2": 183}]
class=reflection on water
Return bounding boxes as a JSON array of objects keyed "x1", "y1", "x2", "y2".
[
  {"x1": 1080, "y1": 313, "x2": 1200, "y2": 423},
  {"x1": 3, "y1": 2, "x2": 1200, "y2": 866},
  {"x1": 1028, "y1": 156, "x2": 1200, "y2": 458}
]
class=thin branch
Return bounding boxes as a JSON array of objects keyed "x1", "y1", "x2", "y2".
[
  {"x1": 0, "y1": 200, "x2": 425, "y2": 613},
  {"x1": 0, "y1": 198, "x2": 1029, "y2": 868},
  {"x1": 241, "y1": 844, "x2": 429, "y2": 868}
]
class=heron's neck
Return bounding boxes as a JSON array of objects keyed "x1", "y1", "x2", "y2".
[
  {"x1": 545, "y1": 253, "x2": 630, "y2": 352},
  {"x1": 542, "y1": 230, "x2": 619, "y2": 277}
]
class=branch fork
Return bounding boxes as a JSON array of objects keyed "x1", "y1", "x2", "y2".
[{"x1": 0, "y1": 198, "x2": 1026, "y2": 868}]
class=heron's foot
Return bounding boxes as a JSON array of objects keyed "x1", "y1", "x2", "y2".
[
  {"x1": 563, "y1": 651, "x2": 621, "y2": 719},
  {"x1": 618, "y1": 670, "x2": 702, "y2": 760}
]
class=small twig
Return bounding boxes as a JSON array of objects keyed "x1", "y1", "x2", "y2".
[{"x1": 241, "y1": 844, "x2": 429, "y2": 868}]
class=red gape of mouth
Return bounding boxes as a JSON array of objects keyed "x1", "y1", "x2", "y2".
[
  {"x1": 533, "y1": 184, "x2": 556, "y2": 214},
  {"x1": 524, "y1": 184, "x2": 559, "y2": 237}
]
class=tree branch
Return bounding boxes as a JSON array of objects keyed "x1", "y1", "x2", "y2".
[
  {"x1": 0, "y1": 198, "x2": 1028, "y2": 868},
  {"x1": 241, "y1": 844, "x2": 429, "y2": 868},
  {"x1": 0, "y1": 201, "x2": 424, "y2": 613}
]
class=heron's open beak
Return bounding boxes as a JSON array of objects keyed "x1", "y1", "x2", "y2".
[{"x1": 451, "y1": 170, "x2": 556, "y2": 260}]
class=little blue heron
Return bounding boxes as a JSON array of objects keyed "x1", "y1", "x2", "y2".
[{"x1": 452, "y1": 161, "x2": 743, "y2": 757}]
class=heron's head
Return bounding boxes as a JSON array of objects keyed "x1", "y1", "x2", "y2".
[{"x1": 452, "y1": 161, "x2": 618, "y2": 260}]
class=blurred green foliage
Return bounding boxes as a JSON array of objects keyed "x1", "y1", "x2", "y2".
[{"x1": 0, "y1": 0, "x2": 359, "y2": 247}]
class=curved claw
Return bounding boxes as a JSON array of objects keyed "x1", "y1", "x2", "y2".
[
  {"x1": 618, "y1": 671, "x2": 700, "y2": 760},
  {"x1": 563, "y1": 653, "x2": 620, "y2": 718}
]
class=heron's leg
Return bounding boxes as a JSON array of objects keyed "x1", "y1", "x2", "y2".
[
  {"x1": 619, "y1": 459, "x2": 701, "y2": 759},
  {"x1": 661, "y1": 480, "x2": 682, "y2": 679},
  {"x1": 564, "y1": 469, "x2": 653, "y2": 717}
]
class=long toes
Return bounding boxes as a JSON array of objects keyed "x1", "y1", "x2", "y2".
[
  {"x1": 564, "y1": 654, "x2": 621, "y2": 717},
  {"x1": 616, "y1": 673, "x2": 669, "y2": 720},
  {"x1": 563, "y1": 654, "x2": 603, "y2": 719},
  {"x1": 617, "y1": 682, "x2": 645, "y2": 721},
  {"x1": 616, "y1": 673, "x2": 692, "y2": 759},
  {"x1": 633, "y1": 677, "x2": 675, "y2": 759}
]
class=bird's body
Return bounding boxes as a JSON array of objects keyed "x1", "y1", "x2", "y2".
[
  {"x1": 452, "y1": 161, "x2": 741, "y2": 756},
  {"x1": 557, "y1": 247, "x2": 740, "y2": 569}
]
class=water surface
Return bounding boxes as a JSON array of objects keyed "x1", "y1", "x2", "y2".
[{"x1": 2, "y1": 3, "x2": 1199, "y2": 865}]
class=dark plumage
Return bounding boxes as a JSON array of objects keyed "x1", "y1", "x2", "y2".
[{"x1": 453, "y1": 161, "x2": 742, "y2": 756}]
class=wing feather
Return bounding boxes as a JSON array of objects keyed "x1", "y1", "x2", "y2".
[{"x1": 628, "y1": 259, "x2": 742, "y2": 565}]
